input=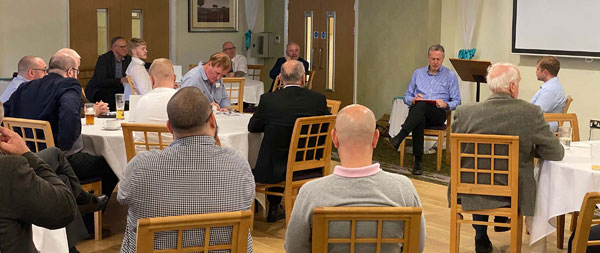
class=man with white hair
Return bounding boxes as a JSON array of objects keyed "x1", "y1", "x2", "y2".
[
  {"x1": 450, "y1": 62, "x2": 564, "y2": 252},
  {"x1": 268, "y1": 42, "x2": 310, "y2": 92},
  {"x1": 222, "y1": 41, "x2": 247, "y2": 77},
  {"x1": 285, "y1": 104, "x2": 426, "y2": 253},
  {"x1": 0, "y1": 56, "x2": 47, "y2": 103}
]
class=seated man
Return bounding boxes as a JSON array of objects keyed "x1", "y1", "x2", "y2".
[
  {"x1": 531, "y1": 56, "x2": 567, "y2": 131},
  {"x1": 285, "y1": 104, "x2": 426, "y2": 253},
  {"x1": 388, "y1": 44, "x2": 461, "y2": 175},
  {"x1": 268, "y1": 42, "x2": 309, "y2": 92},
  {"x1": 222, "y1": 41, "x2": 248, "y2": 77},
  {"x1": 125, "y1": 38, "x2": 152, "y2": 98},
  {"x1": 180, "y1": 52, "x2": 232, "y2": 112},
  {"x1": 0, "y1": 125, "x2": 77, "y2": 253},
  {"x1": 3, "y1": 50, "x2": 118, "y2": 210},
  {"x1": 249, "y1": 60, "x2": 330, "y2": 222},
  {"x1": 118, "y1": 87, "x2": 255, "y2": 253},
  {"x1": 85, "y1": 36, "x2": 132, "y2": 110},
  {"x1": 0, "y1": 56, "x2": 47, "y2": 103},
  {"x1": 451, "y1": 62, "x2": 564, "y2": 252}
]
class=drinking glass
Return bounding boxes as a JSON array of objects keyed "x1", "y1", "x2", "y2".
[
  {"x1": 559, "y1": 126, "x2": 571, "y2": 150},
  {"x1": 591, "y1": 143, "x2": 600, "y2": 170},
  {"x1": 115, "y1": 93, "x2": 125, "y2": 119},
  {"x1": 84, "y1": 103, "x2": 95, "y2": 125}
]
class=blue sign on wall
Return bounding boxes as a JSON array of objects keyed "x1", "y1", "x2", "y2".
[
  {"x1": 314, "y1": 31, "x2": 318, "y2": 39},
  {"x1": 321, "y1": 32, "x2": 326, "y2": 39}
]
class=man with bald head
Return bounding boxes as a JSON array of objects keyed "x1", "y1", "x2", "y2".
[
  {"x1": 0, "y1": 56, "x2": 47, "y2": 103},
  {"x1": 133, "y1": 58, "x2": 177, "y2": 124},
  {"x1": 451, "y1": 62, "x2": 563, "y2": 252},
  {"x1": 249, "y1": 60, "x2": 330, "y2": 222},
  {"x1": 285, "y1": 104, "x2": 426, "y2": 252},
  {"x1": 268, "y1": 42, "x2": 310, "y2": 92},
  {"x1": 222, "y1": 41, "x2": 247, "y2": 77}
]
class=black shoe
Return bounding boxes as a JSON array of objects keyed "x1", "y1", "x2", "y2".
[
  {"x1": 412, "y1": 160, "x2": 423, "y2": 175},
  {"x1": 494, "y1": 217, "x2": 511, "y2": 232},
  {"x1": 385, "y1": 136, "x2": 401, "y2": 150},
  {"x1": 475, "y1": 236, "x2": 492, "y2": 253},
  {"x1": 79, "y1": 194, "x2": 108, "y2": 215},
  {"x1": 266, "y1": 205, "x2": 285, "y2": 223}
]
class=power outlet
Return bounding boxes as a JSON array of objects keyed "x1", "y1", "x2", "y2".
[{"x1": 590, "y1": 119, "x2": 600, "y2": 129}]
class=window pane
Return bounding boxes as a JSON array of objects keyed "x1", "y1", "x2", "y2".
[
  {"x1": 132, "y1": 9, "x2": 143, "y2": 38},
  {"x1": 304, "y1": 11, "x2": 313, "y2": 70},
  {"x1": 326, "y1": 11, "x2": 336, "y2": 91},
  {"x1": 97, "y1": 9, "x2": 108, "y2": 55}
]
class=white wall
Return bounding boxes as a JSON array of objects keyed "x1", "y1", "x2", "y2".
[{"x1": 441, "y1": 0, "x2": 600, "y2": 140}]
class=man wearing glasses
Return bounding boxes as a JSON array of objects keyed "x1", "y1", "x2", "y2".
[
  {"x1": 85, "y1": 36, "x2": 132, "y2": 110},
  {"x1": 0, "y1": 56, "x2": 47, "y2": 103},
  {"x1": 222, "y1": 41, "x2": 247, "y2": 77}
]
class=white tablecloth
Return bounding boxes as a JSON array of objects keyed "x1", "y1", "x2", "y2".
[
  {"x1": 529, "y1": 141, "x2": 600, "y2": 245},
  {"x1": 243, "y1": 78, "x2": 264, "y2": 105},
  {"x1": 32, "y1": 226, "x2": 68, "y2": 252},
  {"x1": 80, "y1": 113, "x2": 262, "y2": 180}
]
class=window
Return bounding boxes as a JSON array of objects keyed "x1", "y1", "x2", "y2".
[
  {"x1": 97, "y1": 9, "x2": 108, "y2": 55},
  {"x1": 131, "y1": 9, "x2": 143, "y2": 38},
  {"x1": 326, "y1": 11, "x2": 336, "y2": 91},
  {"x1": 304, "y1": 11, "x2": 313, "y2": 70}
]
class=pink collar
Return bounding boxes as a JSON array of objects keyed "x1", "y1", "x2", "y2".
[{"x1": 333, "y1": 163, "x2": 381, "y2": 178}]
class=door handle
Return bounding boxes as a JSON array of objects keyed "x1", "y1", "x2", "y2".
[{"x1": 318, "y1": 48, "x2": 323, "y2": 69}]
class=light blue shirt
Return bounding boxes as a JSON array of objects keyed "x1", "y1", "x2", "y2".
[
  {"x1": 180, "y1": 62, "x2": 231, "y2": 108},
  {"x1": 530, "y1": 77, "x2": 566, "y2": 113},
  {"x1": 0, "y1": 75, "x2": 28, "y2": 103},
  {"x1": 403, "y1": 65, "x2": 461, "y2": 110}
]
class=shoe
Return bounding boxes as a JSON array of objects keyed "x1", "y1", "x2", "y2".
[
  {"x1": 385, "y1": 136, "x2": 401, "y2": 150},
  {"x1": 494, "y1": 217, "x2": 511, "y2": 232},
  {"x1": 412, "y1": 160, "x2": 423, "y2": 175},
  {"x1": 266, "y1": 205, "x2": 285, "y2": 223},
  {"x1": 78, "y1": 194, "x2": 108, "y2": 215},
  {"x1": 475, "y1": 236, "x2": 492, "y2": 253}
]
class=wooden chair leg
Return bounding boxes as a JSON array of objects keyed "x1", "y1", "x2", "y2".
[
  {"x1": 570, "y1": 211, "x2": 579, "y2": 232},
  {"x1": 450, "y1": 212, "x2": 460, "y2": 253},
  {"x1": 250, "y1": 201, "x2": 255, "y2": 232},
  {"x1": 436, "y1": 133, "x2": 443, "y2": 171},
  {"x1": 556, "y1": 214, "x2": 565, "y2": 249},
  {"x1": 93, "y1": 181, "x2": 103, "y2": 241},
  {"x1": 284, "y1": 190, "x2": 293, "y2": 226},
  {"x1": 515, "y1": 215, "x2": 523, "y2": 253},
  {"x1": 400, "y1": 139, "x2": 406, "y2": 168},
  {"x1": 445, "y1": 129, "x2": 451, "y2": 164}
]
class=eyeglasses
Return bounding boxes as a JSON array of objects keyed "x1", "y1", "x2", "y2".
[
  {"x1": 31, "y1": 68, "x2": 48, "y2": 73},
  {"x1": 223, "y1": 47, "x2": 236, "y2": 51},
  {"x1": 117, "y1": 45, "x2": 127, "y2": 49},
  {"x1": 69, "y1": 68, "x2": 80, "y2": 75}
]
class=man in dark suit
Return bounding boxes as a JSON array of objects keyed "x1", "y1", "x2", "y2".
[
  {"x1": 85, "y1": 36, "x2": 132, "y2": 110},
  {"x1": 0, "y1": 122, "x2": 77, "y2": 253},
  {"x1": 268, "y1": 42, "x2": 310, "y2": 92},
  {"x1": 249, "y1": 60, "x2": 330, "y2": 222},
  {"x1": 451, "y1": 62, "x2": 564, "y2": 253}
]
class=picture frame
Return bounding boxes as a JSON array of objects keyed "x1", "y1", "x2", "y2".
[{"x1": 188, "y1": 0, "x2": 238, "y2": 32}]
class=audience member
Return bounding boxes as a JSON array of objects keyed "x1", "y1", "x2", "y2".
[
  {"x1": 180, "y1": 52, "x2": 232, "y2": 112},
  {"x1": 451, "y1": 62, "x2": 564, "y2": 252},
  {"x1": 387, "y1": 44, "x2": 461, "y2": 175},
  {"x1": 268, "y1": 42, "x2": 309, "y2": 92},
  {"x1": 0, "y1": 56, "x2": 47, "y2": 103},
  {"x1": 3, "y1": 50, "x2": 118, "y2": 212},
  {"x1": 249, "y1": 60, "x2": 330, "y2": 222},
  {"x1": 285, "y1": 104, "x2": 426, "y2": 252},
  {"x1": 531, "y1": 56, "x2": 567, "y2": 131},
  {"x1": 222, "y1": 41, "x2": 247, "y2": 77},
  {"x1": 85, "y1": 36, "x2": 132, "y2": 110},
  {"x1": 133, "y1": 58, "x2": 177, "y2": 124},
  {"x1": 118, "y1": 87, "x2": 255, "y2": 253},
  {"x1": 125, "y1": 38, "x2": 152, "y2": 97}
]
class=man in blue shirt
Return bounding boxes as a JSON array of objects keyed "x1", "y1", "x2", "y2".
[
  {"x1": 531, "y1": 56, "x2": 566, "y2": 131},
  {"x1": 388, "y1": 44, "x2": 461, "y2": 175},
  {"x1": 0, "y1": 56, "x2": 47, "y2": 103},
  {"x1": 181, "y1": 52, "x2": 232, "y2": 112}
]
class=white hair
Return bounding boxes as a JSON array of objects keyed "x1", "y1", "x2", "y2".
[{"x1": 486, "y1": 62, "x2": 519, "y2": 93}]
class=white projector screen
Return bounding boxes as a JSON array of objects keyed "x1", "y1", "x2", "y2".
[{"x1": 512, "y1": 0, "x2": 600, "y2": 58}]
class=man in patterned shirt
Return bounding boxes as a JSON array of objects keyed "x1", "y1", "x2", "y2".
[{"x1": 117, "y1": 86, "x2": 255, "y2": 252}]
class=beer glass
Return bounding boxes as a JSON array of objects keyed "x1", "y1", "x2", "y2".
[
  {"x1": 115, "y1": 93, "x2": 125, "y2": 119},
  {"x1": 84, "y1": 103, "x2": 95, "y2": 125}
]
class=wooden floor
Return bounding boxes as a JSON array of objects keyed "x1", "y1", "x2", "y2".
[{"x1": 77, "y1": 178, "x2": 571, "y2": 252}]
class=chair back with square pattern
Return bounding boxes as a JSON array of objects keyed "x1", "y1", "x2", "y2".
[
  {"x1": 326, "y1": 99, "x2": 341, "y2": 114},
  {"x1": 312, "y1": 206, "x2": 422, "y2": 253},
  {"x1": 78, "y1": 68, "x2": 94, "y2": 90},
  {"x1": 306, "y1": 70, "x2": 315, "y2": 90},
  {"x1": 136, "y1": 210, "x2": 252, "y2": 253},
  {"x1": 572, "y1": 192, "x2": 600, "y2": 253},
  {"x1": 2, "y1": 117, "x2": 54, "y2": 152},
  {"x1": 247, "y1": 64, "x2": 264, "y2": 82},
  {"x1": 222, "y1": 77, "x2": 245, "y2": 113},
  {"x1": 121, "y1": 122, "x2": 172, "y2": 162},
  {"x1": 272, "y1": 75, "x2": 284, "y2": 92},
  {"x1": 544, "y1": 113, "x2": 580, "y2": 141}
]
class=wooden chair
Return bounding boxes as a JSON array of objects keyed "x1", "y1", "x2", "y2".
[
  {"x1": 2, "y1": 117, "x2": 104, "y2": 240},
  {"x1": 125, "y1": 76, "x2": 136, "y2": 95},
  {"x1": 449, "y1": 133, "x2": 522, "y2": 252},
  {"x1": 312, "y1": 206, "x2": 422, "y2": 253},
  {"x1": 189, "y1": 64, "x2": 198, "y2": 71},
  {"x1": 136, "y1": 210, "x2": 252, "y2": 253},
  {"x1": 571, "y1": 192, "x2": 600, "y2": 253},
  {"x1": 306, "y1": 70, "x2": 315, "y2": 90},
  {"x1": 247, "y1": 64, "x2": 264, "y2": 82},
  {"x1": 255, "y1": 115, "x2": 336, "y2": 225},
  {"x1": 563, "y1": 95, "x2": 573, "y2": 113},
  {"x1": 399, "y1": 112, "x2": 452, "y2": 171},
  {"x1": 222, "y1": 77, "x2": 245, "y2": 113},
  {"x1": 271, "y1": 75, "x2": 284, "y2": 92},
  {"x1": 326, "y1": 99, "x2": 341, "y2": 114},
  {"x1": 121, "y1": 122, "x2": 172, "y2": 162},
  {"x1": 77, "y1": 68, "x2": 94, "y2": 90}
]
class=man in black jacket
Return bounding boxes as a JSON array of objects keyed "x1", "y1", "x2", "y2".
[
  {"x1": 268, "y1": 42, "x2": 309, "y2": 92},
  {"x1": 249, "y1": 60, "x2": 330, "y2": 222},
  {"x1": 85, "y1": 36, "x2": 132, "y2": 110}
]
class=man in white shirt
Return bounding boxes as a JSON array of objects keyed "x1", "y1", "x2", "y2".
[
  {"x1": 134, "y1": 58, "x2": 177, "y2": 124},
  {"x1": 222, "y1": 41, "x2": 247, "y2": 77},
  {"x1": 0, "y1": 56, "x2": 47, "y2": 103},
  {"x1": 125, "y1": 38, "x2": 152, "y2": 98}
]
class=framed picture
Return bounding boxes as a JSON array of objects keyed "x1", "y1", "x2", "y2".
[{"x1": 188, "y1": 0, "x2": 238, "y2": 32}]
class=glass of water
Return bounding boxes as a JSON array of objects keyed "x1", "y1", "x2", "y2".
[{"x1": 559, "y1": 126, "x2": 571, "y2": 150}]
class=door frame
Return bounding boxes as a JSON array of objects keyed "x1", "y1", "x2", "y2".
[{"x1": 284, "y1": 0, "x2": 358, "y2": 104}]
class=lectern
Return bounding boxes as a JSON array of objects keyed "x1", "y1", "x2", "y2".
[{"x1": 449, "y1": 58, "x2": 491, "y2": 102}]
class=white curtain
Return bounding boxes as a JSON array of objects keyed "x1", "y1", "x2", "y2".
[
  {"x1": 245, "y1": 0, "x2": 260, "y2": 63},
  {"x1": 459, "y1": 0, "x2": 482, "y2": 104}
]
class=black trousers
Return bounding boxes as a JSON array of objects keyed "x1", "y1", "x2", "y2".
[
  {"x1": 401, "y1": 101, "x2": 447, "y2": 156},
  {"x1": 67, "y1": 151, "x2": 119, "y2": 198},
  {"x1": 472, "y1": 215, "x2": 509, "y2": 239}
]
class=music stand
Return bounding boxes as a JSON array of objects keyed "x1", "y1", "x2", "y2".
[{"x1": 449, "y1": 58, "x2": 491, "y2": 102}]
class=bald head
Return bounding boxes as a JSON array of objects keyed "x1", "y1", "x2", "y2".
[
  {"x1": 56, "y1": 48, "x2": 81, "y2": 66},
  {"x1": 17, "y1": 56, "x2": 46, "y2": 80},
  {"x1": 149, "y1": 58, "x2": 175, "y2": 88},
  {"x1": 280, "y1": 60, "x2": 305, "y2": 86},
  {"x1": 486, "y1": 62, "x2": 521, "y2": 98},
  {"x1": 335, "y1": 104, "x2": 377, "y2": 146}
]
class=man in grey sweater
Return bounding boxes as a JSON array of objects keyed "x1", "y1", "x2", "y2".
[{"x1": 285, "y1": 104, "x2": 426, "y2": 252}]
